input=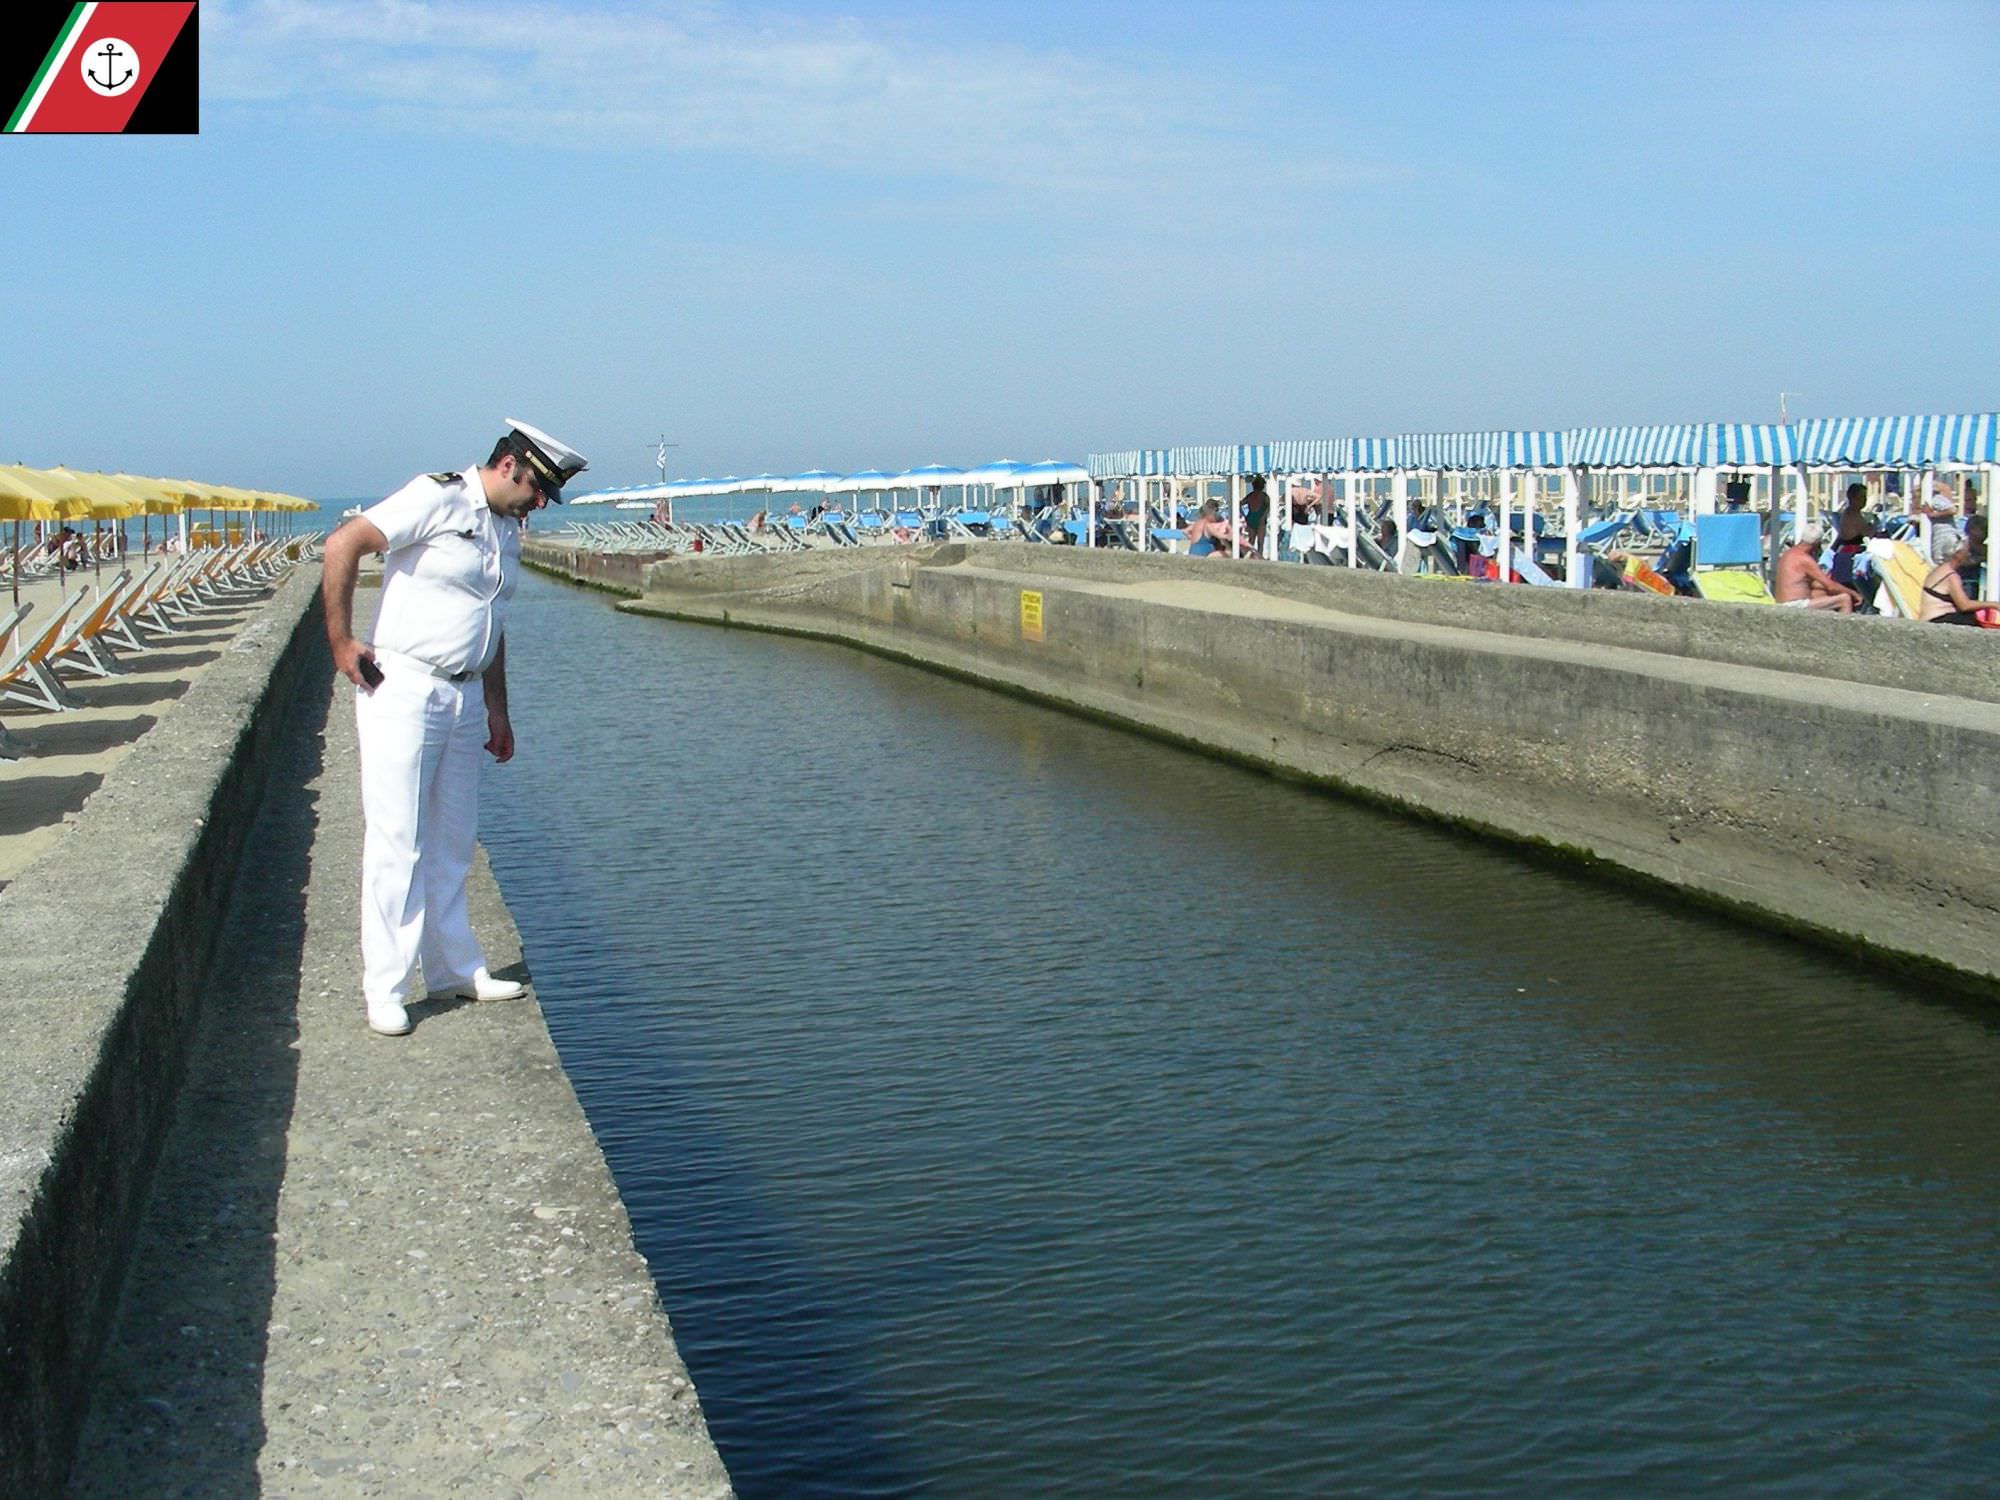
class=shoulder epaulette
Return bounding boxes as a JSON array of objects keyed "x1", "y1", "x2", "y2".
[{"x1": 427, "y1": 471, "x2": 461, "y2": 485}]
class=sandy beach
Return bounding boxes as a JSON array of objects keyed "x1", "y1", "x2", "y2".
[{"x1": 0, "y1": 558, "x2": 279, "y2": 890}]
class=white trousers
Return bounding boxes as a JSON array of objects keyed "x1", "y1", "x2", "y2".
[{"x1": 355, "y1": 661, "x2": 488, "y2": 1007}]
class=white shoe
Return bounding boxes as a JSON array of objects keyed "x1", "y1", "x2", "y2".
[
  {"x1": 427, "y1": 970, "x2": 525, "y2": 1002},
  {"x1": 367, "y1": 999, "x2": 412, "y2": 1036}
]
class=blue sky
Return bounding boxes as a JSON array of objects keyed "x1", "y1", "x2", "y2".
[{"x1": 5, "y1": 0, "x2": 1997, "y2": 496}]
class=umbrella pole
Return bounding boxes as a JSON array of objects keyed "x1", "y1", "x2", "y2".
[{"x1": 10, "y1": 520, "x2": 16, "y2": 606}]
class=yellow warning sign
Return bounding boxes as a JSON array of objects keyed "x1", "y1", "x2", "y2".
[{"x1": 1019, "y1": 589, "x2": 1044, "y2": 643}]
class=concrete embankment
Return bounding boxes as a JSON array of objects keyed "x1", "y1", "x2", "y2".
[
  {"x1": 525, "y1": 537, "x2": 2000, "y2": 996},
  {"x1": 0, "y1": 571, "x2": 324, "y2": 1494},
  {"x1": 0, "y1": 572, "x2": 730, "y2": 1495}
]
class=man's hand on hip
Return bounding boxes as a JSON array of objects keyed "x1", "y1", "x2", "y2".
[{"x1": 485, "y1": 708, "x2": 515, "y2": 763}]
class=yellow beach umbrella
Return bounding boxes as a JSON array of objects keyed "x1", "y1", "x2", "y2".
[
  {"x1": 150, "y1": 479, "x2": 224, "y2": 546},
  {"x1": 40, "y1": 469, "x2": 147, "y2": 577},
  {"x1": 93, "y1": 473, "x2": 182, "y2": 557},
  {"x1": 0, "y1": 466, "x2": 91, "y2": 518},
  {"x1": 108, "y1": 475, "x2": 189, "y2": 515},
  {"x1": 0, "y1": 467, "x2": 94, "y2": 602},
  {"x1": 0, "y1": 473, "x2": 65, "y2": 522}
]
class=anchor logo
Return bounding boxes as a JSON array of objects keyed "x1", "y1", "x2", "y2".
[{"x1": 80, "y1": 37, "x2": 140, "y2": 99}]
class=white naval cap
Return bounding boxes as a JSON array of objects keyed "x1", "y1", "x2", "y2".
[{"x1": 504, "y1": 418, "x2": 589, "y2": 503}]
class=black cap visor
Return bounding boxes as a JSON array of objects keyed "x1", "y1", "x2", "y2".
[{"x1": 517, "y1": 441, "x2": 568, "y2": 503}]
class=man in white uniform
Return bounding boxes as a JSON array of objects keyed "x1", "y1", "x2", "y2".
[{"x1": 321, "y1": 420, "x2": 588, "y2": 1036}]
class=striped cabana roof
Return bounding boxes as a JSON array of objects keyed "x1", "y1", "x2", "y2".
[
  {"x1": 1269, "y1": 439, "x2": 1351, "y2": 473},
  {"x1": 1165, "y1": 444, "x2": 1272, "y2": 476},
  {"x1": 1711, "y1": 423, "x2": 1799, "y2": 467},
  {"x1": 1565, "y1": 424, "x2": 1709, "y2": 468},
  {"x1": 1087, "y1": 450, "x2": 1173, "y2": 479},
  {"x1": 1396, "y1": 431, "x2": 1497, "y2": 470},
  {"x1": 1350, "y1": 437, "x2": 1395, "y2": 471},
  {"x1": 1791, "y1": 413, "x2": 1998, "y2": 468},
  {"x1": 1503, "y1": 430, "x2": 1567, "y2": 468}
]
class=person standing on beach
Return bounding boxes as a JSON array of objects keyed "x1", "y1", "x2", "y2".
[
  {"x1": 1915, "y1": 475, "x2": 1962, "y2": 562},
  {"x1": 320, "y1": 420, "x2": 588, "y2": 1037},
  {"x1": 1242, "y1": 476, "x2": 1272, "y2": 554}
]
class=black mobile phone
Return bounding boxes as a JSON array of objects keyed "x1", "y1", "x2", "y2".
[{"x1": 358, "y1": 655, "x2": 384, "y2": 688}]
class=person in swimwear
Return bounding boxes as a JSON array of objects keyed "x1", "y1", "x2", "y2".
[
  {"x1": 1920, "y1": 518, "x2": 1997, "y2": 626},
  {"x1": 1774, "y1": 523, "x2": 1862, "y2": 611},
  {"x1": 1826, "y1": 482, "x2": 1875, "y2": 592},
  {"x1": 1183, "y1": 500, "x2": 1240, "y2": 558}
]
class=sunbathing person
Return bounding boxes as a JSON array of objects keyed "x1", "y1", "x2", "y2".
[
  {"x1": 1774, "y1": 524, "x2": 1861, "y2": 611},
  {"x1": 1184, "y1": 501, "x2": 1240, "y2": 558},
  {"x1": 1919, "y1": 527, "x2": 1997, "y2": 627}
]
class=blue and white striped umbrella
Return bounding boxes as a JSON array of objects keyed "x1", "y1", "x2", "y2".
[
  {"x1": 827, "y1": 469, "x2": 894, "y2": 495},
  {"x1": 1012, "y1": 460, "x2": 1089, "y2": 485},
  {"x1": 780, "y1": 470, "x2": 843, "y2": 491},
  {"x1": 888, "y1": 464, "x2": 966, "y2": 490},
  {"x1": 565, "y1": 484, "x2": 646, "y2": 506},
  {"x1": 961, "y1": 460, "x2": 1028, "y2": 486}
]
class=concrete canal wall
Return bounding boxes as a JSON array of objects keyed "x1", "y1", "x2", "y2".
[
  {"x1": 0, "y1": 573, "x2": 325, "y2": 1494},
  {"x1": 526, "y1": 537, "x2": 2000, "y2": 995},
  {"x1": 0, "y1": 569, "x2": 731, "y2": 1495}
]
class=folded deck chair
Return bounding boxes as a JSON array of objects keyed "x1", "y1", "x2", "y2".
[
  {"x1": 49, "y1": 570, "x2": 135, "y2": 677},
  {"x1": 0, "y1": 589, "x2": 88, "y2": 712},
  {"x1": 1511, "y1": 550, "x2": 1562, "y2": 587},
  {"x1": 0, "y1": 604, "x2": 33, "y2": 660},
  {"x1": 103, "y1": 563, "x2": 164, "y2": 652},
  {"x1": 152, "y1": 554, "x2": 219, "y2": 622},
  {"x1": 1575, "y1": 512, "x2": 1637, "y2": 550},
  {"x1": 1353, "y1": 528, "x2": 1397, "y2": 571},
  {"x1": 138, "y1": 556, "x2": 204, "y2": 633},
  {"x1": 1867, "y1": 539, "x2": 1931, "y2": 619},
  {"x1": 0, "y1": 601, "x2": 34, "y2": 753},
  {"x1": 1689, "y1": 513, "x2": 1775, "y2": 605}
]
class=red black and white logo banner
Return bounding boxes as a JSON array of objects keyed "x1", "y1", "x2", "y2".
[{"x1": 4, "y1": 3, "x2": 198, "y2": 134}]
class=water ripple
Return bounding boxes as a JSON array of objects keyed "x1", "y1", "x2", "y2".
[{"x1": 482, "y1": 572, "x2": 2000, "y2": 1498}]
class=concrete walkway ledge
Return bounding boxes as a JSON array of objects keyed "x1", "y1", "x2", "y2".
[
  {"x1": 534, "y1": 539, "x2": 2000, "y2": 999},
  {"x1": 0, "y1": 571, "x2": 322, "y2": 1494}
]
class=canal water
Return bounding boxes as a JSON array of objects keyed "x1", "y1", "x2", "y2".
[{"x1": 481, "y1": 570, "x2": 2000, "y2": 1498}]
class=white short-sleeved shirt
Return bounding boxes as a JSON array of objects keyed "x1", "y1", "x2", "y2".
[{"x1": 361, "y1": 468, "x2": 520, "y2": 675}]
